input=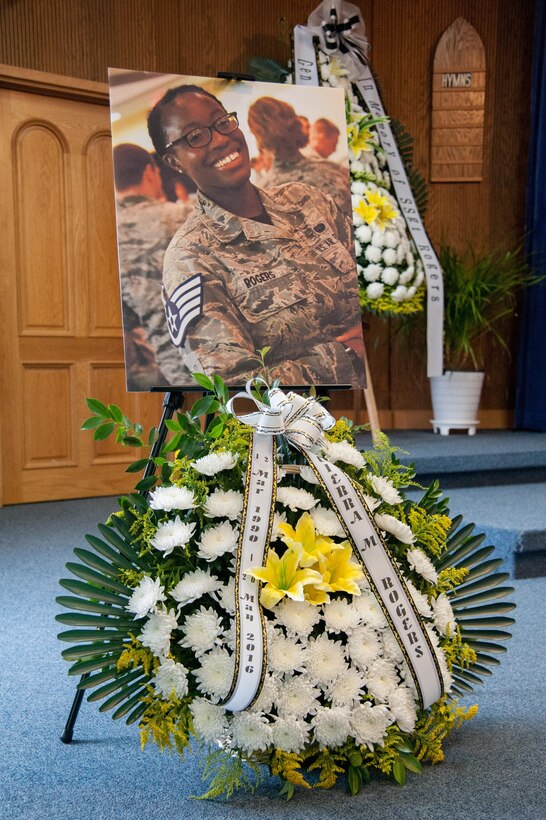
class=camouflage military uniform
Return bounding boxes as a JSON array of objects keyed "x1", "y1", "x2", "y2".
[
  {"x1": 162, "y1": 183, "x2": 364, "y2": 387},
  {"x1": 115, "y1": 195, "x2": 193, "y2": 389},
  {"x1": 261, "y1": 156, "x2": 352, "y2": 216}
]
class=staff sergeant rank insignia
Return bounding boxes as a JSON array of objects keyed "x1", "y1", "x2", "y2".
[{"x1": 163, "y1": 274, "x2": 203, "y2": 348}]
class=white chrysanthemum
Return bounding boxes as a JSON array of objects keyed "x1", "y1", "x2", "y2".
[
  {"x1": 406, "y1": 547, "x2": 438, "y2": 583},
  {"x1": 152, "y1": 658, "x2": 189, "y2": 700},
  {"x1": 140, "y1": 606, "x2": 178, "y2": 658},
  {"x1": 366, "y1": 282, "x2": 384, "y2": 299},
  {"x1": 406, "y1": 579, "x2": 434, "y2": 618},
  {"x1": 126, "y1": 575, "x2": 166, "y2": 620},
  {"x1": 391, "y1": 284, "x2": 409, "y2": 302},
  {"x1": 363, "y1": 263, "x2": 382, "y2": 282},
  {"x1": 368, "y1": 474, "x2": 403, "y2": 505},
  {"x1": 324, "y1": 666, "x2": 366, "y2": 706},
  {"x1": 352, "y1": 181, "x2": 366, "y2": 196},
  {"x1": 271, "y1": 510, "x2": 288, "y2": 540},
  {"x1": 197, "y1": 521, "x2": 239, "y2": 562},
  {"x1": 275, "y1": 676, "x2": 321, "y2": 718},
  {"x1": 346, "y1": 626, "x2": 382, "y2": 669},
  {"x1": 361, "y1": 493, "x2": 381, "y2": 512},
  {"x1": 397, "y1": 661, "x2": 419, "y2": 698},
  {"x1": 193, "y1": 647, "x2": 234, "y2": 701},
  {"x1": 299, "y1": 465, "x2": 320, "y2": 484},
  {"x1": 365, "y1": 659, "x2": 399, "y2": 701},
  {"x1": 384, "y1": 229, "x2": 399, "y2": 248},
  {"x1": 204, "y1": 488, "x2": 244, "y2": 520},
  {"x1": 151, "y1": 516, "x2": 196, "y2": 556},
  {"x1": 382, "y1": 248, "x2": 397, "y2": 266},
  {"x1": 323, "y1": 599, "x2": 361, "y2": 633},
  {"x1": 388, "y1": 686, "x2": 418, "y2": 733},
  {"x1": 365, "y1": 244, "x2": 383, "y2": 263},
  {"x1": 190, "y1": 698, "x2": 228, "y2": 743},
  {"x1": 309, "y1": 505, "x2": 345, "y2": 538},
  {"x1": 305, "y1": 635, "x2": 347, "y2": 685},
  {"x1": 216, "y1": 578, "x2": 235, "y2": 615},
  {"x1": 248, "y1": 674, "x2": 279, "y2": 714},
  {"x1": 399, "y1": 268, "x2": 415, "y2": 285},
  {"x1": 355, "y1": 223, "x2": 372, "y2": 243},
  {"x1": 375, "y1": 513, "x2": 415, "y2": 545},
  {"x1": 354, "y1": 237, "x2": 362, "y2": 256},
  {"x1": 312, "y1": 706, "x2": 351, "y2": 747},
  {"x1": 230, "y1": 712, "x2": 272, "y2": 754},
  {"x1": 431, "y1": 592, "x2": 456, "y2": 635},
  {"x1": 178, "y1": 605, "x2": 224, "y2": 657},
  {"x1": 371, "y1": 229, "x2": 385, "y2": 248},
  {"x1": 351, "y1": 702, "x2": 393, "y2": 749},
  {"x1": 274, "y1": 598, "x2": 321, "y2": 637},
  {"x1": 148, "y1": 485, "x2": 195, "y2": 512},
  {"x1": 276, "y1": 486, "x2": 318, "y2": 511},
  {"x1": 352, "y1": 593, "x2": 388, "y2": 630},
  {"x1": 192, "y1": 450, "x2": 238, "y2": 476},
  {"x1": 381, "y1": 628, "x2": 405, "y2": 664},
  {"x1": 268, "y1": 630, "x2": 307, "y2": 675},
  {"x1": 171, "y1": 569, "x2": 221, "y2": 608},
  {"x1": 323, "y1": 440, "x2": 366, "y2": 469},
  {"x1": 381, "y1": 266, "x2": 399, "y2": 286},
  {"x1": 436, "y1": 646, "x2": 454, "y2": 692},
  {"x1": 222, "y1": 621, "x2": 236, "y2": 651},
  {"x1": 272, "y1": 716, "x2": 310, "y2": 753}
]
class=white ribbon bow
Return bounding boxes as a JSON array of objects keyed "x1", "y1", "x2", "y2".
[{"x1": 226, "y1": 379, "x2": 336, "y2": 453}]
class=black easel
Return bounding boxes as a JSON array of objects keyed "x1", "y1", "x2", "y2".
[{"x1": 60, "y1": 390, "x2": 184, "y2": 743}]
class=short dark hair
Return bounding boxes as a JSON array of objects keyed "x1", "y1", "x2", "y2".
[
  {"x1": 113, "y1": 143, "x2": 154, "y2": 191},
  {"x1": 147, "y1": 84, "x2": 223, "y2": 157}
]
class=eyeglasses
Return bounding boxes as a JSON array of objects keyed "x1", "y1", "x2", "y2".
[{"x1": 163, "y1": 112, "x2": 239, "y2": 152}]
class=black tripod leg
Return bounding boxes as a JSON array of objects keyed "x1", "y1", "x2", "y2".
[
  {"x1": 60, "y1": 673, "x2": 89, "y2": 743},
  {"x1": 60, "y1": 391, "x2": 184, "y2": 742}
]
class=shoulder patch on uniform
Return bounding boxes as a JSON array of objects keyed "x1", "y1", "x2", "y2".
[{"x1": 163, "y1": 274, "x2": 203, "y2": 348}]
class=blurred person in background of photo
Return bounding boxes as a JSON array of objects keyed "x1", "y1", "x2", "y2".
[
  {"x1": 113, "y1": 143, "x2": 193, "y2": 388},
  {"x1": 309, "y1": 117, "x2": 341, "y2": 160},
  {"x1": 146, "y1": 84, "x2": 364, "y2": 387},
  {"x1": 247, "y1": 96, "x2": 351, "y2": 216}
]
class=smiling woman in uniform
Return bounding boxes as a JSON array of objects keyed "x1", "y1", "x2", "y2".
[{"x1": 147, "y1": 83, "x2": 365, "y2": 388}]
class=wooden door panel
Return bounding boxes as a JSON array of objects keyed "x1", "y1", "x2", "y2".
[
  {"x1": 85, "y1": 131, "x2": 122, "y2": 337},
  {"x1": 0, "y1": 68, "x2": 165, "y2": 504},
  {"x1": 14, "y1": 121, "x2": 72, "y2": 334}
]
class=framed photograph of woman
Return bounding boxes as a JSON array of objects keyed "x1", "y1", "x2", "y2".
[{"x1": 109, "y1": 69, "x2": 366, "y2": 391}]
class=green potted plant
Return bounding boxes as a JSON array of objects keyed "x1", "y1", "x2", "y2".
[{"x1": 431, "y1": 243, "x2": 537, "y2": 435}]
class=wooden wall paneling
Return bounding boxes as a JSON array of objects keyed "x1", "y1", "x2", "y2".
[
  {"x1": 14, "y1": 120, "x2": 73, "y2": 335},
  {"x1": 84, "y1": 131, "x2": 123, "y2": 336},
  {"x1": 22, "y1": 363, "x2": 76, "y2": 468}
]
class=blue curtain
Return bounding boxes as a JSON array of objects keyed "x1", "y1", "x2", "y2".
[{"x1": 515, "y1": 1, "x2": 546, "y2": 430}]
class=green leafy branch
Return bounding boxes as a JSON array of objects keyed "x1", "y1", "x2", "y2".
[{"x1": 80, "y1": 373, "x2": 233, "y2": 490}]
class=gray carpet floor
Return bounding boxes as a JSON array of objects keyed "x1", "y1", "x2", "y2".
[{"x1": 1, "y1": 496, "x2": 545, "y2": 820}]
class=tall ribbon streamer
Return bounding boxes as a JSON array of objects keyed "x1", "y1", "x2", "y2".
[
  {"x1": 294, "y1": 1, "x2": 444, "y2": 377},
  {"x1": 220, "y1": 432, "x2": 276, "y2": 712},
  {"x1": 224, "y1": 381, "x2": 444, "y2": 711}
]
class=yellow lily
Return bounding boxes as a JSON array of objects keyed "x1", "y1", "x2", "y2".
[
  {"x1": 350, "y1": 127, "x2": 374, "y2": 154},
  {"x1": 244, "y1": 545, "x2": 323, "y2": 610},
  {"x1": 278, "y1": 512, "x2": 340, "y2": 567},
  {"x1": 365, "y1": 190, "x2": 399, "y2": 227},
  {"x1": 316, "y1": 544, "x2": 364, "y2": 597},
  {"x1": 355, "y1": 200, "x2": 379, "y2": 226}
]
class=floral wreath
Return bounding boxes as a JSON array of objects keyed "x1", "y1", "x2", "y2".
[{"x1": 58, "y1": 377, "x2": 514, "y2": 799}]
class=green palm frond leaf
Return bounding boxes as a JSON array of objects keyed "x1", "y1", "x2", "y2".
[
  {"x1": 87, "y1": 669, "x2": 150, "y2": 703},
  {"x1": 64, "y1": 563, "x2": 132, "y2": 595},
  {"x1": 56, "y1": 596, "x2": 127, "y2": 616},
  {"x1": 83, "y1": 535, "x2": 134, "y2": 570}
]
